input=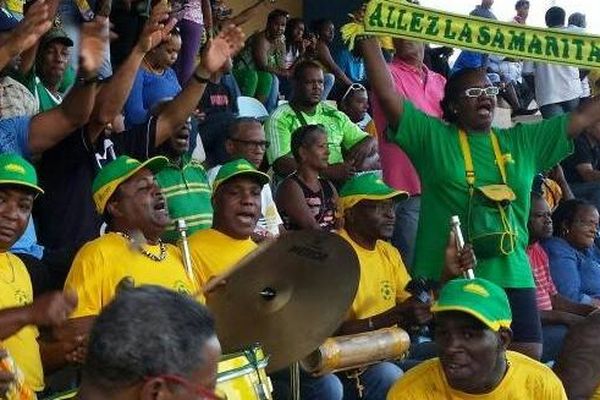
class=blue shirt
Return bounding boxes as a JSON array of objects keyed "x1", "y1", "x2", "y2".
[
  {"x1": 541, "y1": 237, "x2": 600, "y2": 304},
  {"x1": 123, "y1": 68, "x2": 182, "y2": 128},
  {"x1": 334, "y1": 48, "x2": 366, "y2": 83},
  {"x1": 0, "y1": 116, "x2": 44, "y2": 259}
]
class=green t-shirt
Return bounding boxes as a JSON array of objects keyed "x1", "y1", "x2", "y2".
[
  {"x1": 156, "y1": 156, "x2": 214, "y2": 243},
  {"x1": 393, "y1": 101, "x2": 573, "y2": 288},
  {"x1": 265, "y1": 102, "x2": 369, "y2": 168},
  {"x1": 15, "y1": 66, "x2": 76, "y2": 112}
]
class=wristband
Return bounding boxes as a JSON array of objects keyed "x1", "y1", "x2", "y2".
[
  {"x1": 76, "y1": 75, "x2": 100, "y2": 86},
  {"x1": 193, "y1": 72, "x2": 211, "y2": 84}
]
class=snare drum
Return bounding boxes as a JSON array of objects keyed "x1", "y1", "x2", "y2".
[{"x1": 217, "y1": 345, "x2": 273, "y2": 400}]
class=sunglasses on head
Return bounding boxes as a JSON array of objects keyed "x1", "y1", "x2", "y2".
[
  {"x1": 463, "y1": 86, "x2": 500, "y2": 98},
  {"x1": 341, "y1": 83, "x2": 367, "y2": 102}
]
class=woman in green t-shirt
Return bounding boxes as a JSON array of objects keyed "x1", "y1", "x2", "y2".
[{"x1": 359, "y1": 36, "x2": 600, "y2": 361}]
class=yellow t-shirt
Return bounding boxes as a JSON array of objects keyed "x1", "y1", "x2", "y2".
[
  {"x1": 592, "y1": 384, "x2": 600, "y2": 400},
  {"x1": 387, "y1": 351, "x2": 567, "y2": 400},
  {"x1": 0, "y1": 252, "x2": 43, "y2": 392},
  {"x1": 338, "y1": 230, "x2": 411, "y2": 320},
  {"x1": 65, "y1": 233, "x2": 198, "y2": 318},
  {"x1": 189, "y1": 228, "x2": 257, "y2": 287}
]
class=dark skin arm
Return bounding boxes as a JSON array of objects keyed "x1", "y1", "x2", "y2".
[
  {"x1": 252, "y1": 33, "x2": 289, "y2": 77},
  {"x1": 548, "y1": 165, "x2": 574, "y2": 200},
  {"x1": 575, "y1": 163, "x2": 600, "y2": 182},
  {"x1": 224, "y1": 0, "x2": 270, "y2": 28},
  {"x1": 539, "y1": 310, "x2": 585, "y2": 327},
  {"x1": 27, "y1": 16, "x2": 109, "y2": 154},
  {"x1": 358, "y1": 37, "x2": 404, "y2": 131},
  {"x1": 552, "y1": 293, "x2": 597, "y2": 316},
  {"x1": 14, "y1": 0, "x2": 55, "y2": 76},
  {"x1": 316, "y1": 41, "x2": 352, "y2": 87},
  {"x1": 86, "y1": 3, "x2": 177, "y2": 143},
  {"x1": 567, "y1": 96, "x2": 600, "y2": 138},
  {"x1": 42, "y1": 315, "x2": 96, "y2": 371},
  {"x1": 275, "y1": 178, "x2": 322, "y2": 229}
]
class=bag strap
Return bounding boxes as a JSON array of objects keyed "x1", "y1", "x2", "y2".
[
  {"x1": 458, "y1": 129, "x2": 507, "y2": 189},
  {"x1": 290, "y1": 104, "x2": 309, "y2": 127}
]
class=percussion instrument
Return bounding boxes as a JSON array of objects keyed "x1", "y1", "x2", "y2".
[
  {"x1": 217, "y1": 344, "x2": 272, "y2": 400},
  {"x1": 300, "y1": 327, "x2": 411, "y2": 376},
  {"x1": 176, "y1": 218, "x2": 199, "y2": 292},
  {"x1": 0, "y1": 347, "x2": 35, "y2": 400},
  {"x1": 206, "y1": 230, "x2": 360, "y2": 373},
  {"x1": 450, "y1": 215, "x2": 475, "y2": 279}
]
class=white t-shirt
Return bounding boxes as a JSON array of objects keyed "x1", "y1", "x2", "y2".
[
  {"x1": 208, "y1": 165, "x2": 283, "y2": 237},
  {"x1": 522, "y1": 26, "x2": 583, "y2": 107}
]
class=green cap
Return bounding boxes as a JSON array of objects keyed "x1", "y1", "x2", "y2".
[
  {"x1": 92, "y1": 156, "x2": 169, "y2": 214},
  {"x1": 338, "y1": 172, "x2": 408, "y2": 214},
  {"x1": 213, "y1": 158, "x2": 270, "y2": 194},
  {"x1": 41, "y1": 27, "x2": 74, "y2": 48},
  {"x1": 431, "y1": 278, "x2": 512, "y2": 331},
  {"x1": 0, "y1": 154, "x2": 43, "y2": 195}
]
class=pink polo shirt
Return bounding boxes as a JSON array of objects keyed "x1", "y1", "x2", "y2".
[{"x1": 372, "y1": 58, "x2": 446, "y2": 195}]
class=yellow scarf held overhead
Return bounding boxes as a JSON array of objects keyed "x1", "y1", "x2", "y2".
[{"x1": 341, "y1": 0, "x2": 600, "y2": 69}]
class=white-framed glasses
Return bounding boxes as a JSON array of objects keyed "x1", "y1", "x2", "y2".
[
  {"x1": 463, "y1": 86, "x2": 500, "y2": 98},
  {"x1": 341, "y1": 83, "x2": 367, "y2": 102}
]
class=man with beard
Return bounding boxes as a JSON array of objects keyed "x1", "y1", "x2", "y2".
[
  {"x1": 387, "y1": 278, "x2": 567, "y2": 399},
  {"x1": 265, "y1": 60, "x2": 378, "y2": 184},
  {"x1": 64, "y1": 155, "x2": 199, "y2": 323}
]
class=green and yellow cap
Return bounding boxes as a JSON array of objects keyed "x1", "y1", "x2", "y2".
[
  {"x1": 0, "y1": 154, "x2": 43, "y2": 195},
  {"x1": 92, "y1": 155, "x2": 169, "y2": 214},
  {"x1": 338, "y1": 172, "x2": 408, "y2": 215},
  {"x1": 213, "y1": 158, "x2": 270, "y2": 194},
  {"x1": 432, "y1": 278, "x2": 512, "y2": 331}
]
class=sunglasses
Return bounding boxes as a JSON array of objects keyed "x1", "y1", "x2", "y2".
[
  {"x1": 341, "y1": 83, "x2": 367, "y2": 103},
  {"x1": 463, "y1": 86, "x2": 500, "y2": 98}
]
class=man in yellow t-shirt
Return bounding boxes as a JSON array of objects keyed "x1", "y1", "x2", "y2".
[
  {"x1": 65, "y1": 155, "x2": 199, "y2": 322},
  {"x1": 0, "y1": 154, "x2": 78, "y2": 395},
  {"x1": 335, "y1": 172, "x2": 432, "y2": 399},
  {"x1": 189, "y1": 158, "x2": 270, "y2": 288},
  {"x1": 387, "y1": 278, "x2": 567, "y2": 399}
]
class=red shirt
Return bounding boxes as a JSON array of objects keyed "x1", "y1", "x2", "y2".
[
  {"x1": 527, "y1": 242, "x2": 558, "y2": 311},
  {"x1": 371, "y1": 58, "x2": 446, "y2": 195}
]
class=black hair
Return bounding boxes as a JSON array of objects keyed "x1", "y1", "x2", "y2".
[
  {"x1": 568, "y1": 12, "x2": 586, "y2": 29},
  {"x1": 293, "y1": 59, "x2": 323, "y2": 82},
  {"x1": 267, "y1": 9, "x2": 289, "y2": 25},
  {"x1": 285, "y1": 17, "x2": 305, "y2": 49},
  {"x1": 545, "y1": 6, "x2": 566, "y2": 28},
  {"x1": 552, "y1": 198, "x2": 594, "y2": 237},
  {"x1": 290, "y1": 124, "x2": 326, "y2": 162},
  {"x1": 515, "y1": 0, "x2": 529, "y2": 10},
  {"x1": 83, "y1": 285, "x2": 215, "y2": 392},
  {"x1": 312, "y1": 19, "x2": 333, "y2": 36},
  {"x1": 227, "y1": 117, "x2": 262, "y2": 139},
  {"x1": 440, "y1": 67, "x2": 486, "y2": 123}
]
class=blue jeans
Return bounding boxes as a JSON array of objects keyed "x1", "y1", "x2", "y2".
[
  {"x1": 542, "y1": 324, "x2": 568, "y2": 363},
  {"x1": 338, "y1": 362, "x2": 403, "y2": 400},
  {"x1": 270, "y1": 368, "x2": 343, "y2": 400},
  {"x1": 539, "y1": 98, "x2": 579, "y2": 119},
  {"x1": 391, "y1": 196, "x2": 420, "y2": 269},
  {"x1": 323, "y1": 73, "x2": 335, "y2": 100},
  {"x1": 265, "y1": 74, "x2": 280, "y2": 113}
]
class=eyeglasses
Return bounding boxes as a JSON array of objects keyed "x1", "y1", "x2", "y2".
[
  {"x1": 462, "y1": 86, "x2": 500, "y2": 98},
  {"x1": 145, "y1": 375, "x2": 227, "y2": 400},
  {"x1": 229, "y1": 138, "x2": 270, "y2": 150},
  {"x1": 341, "y1": 83, "x2": 367, "y2": 103}
]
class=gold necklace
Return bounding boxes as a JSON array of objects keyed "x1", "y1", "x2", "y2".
[
  {"x1": 0, "y1": 253, "x2": 16, "y2": 284},
  {"x1": 116, "y1": 232, "x2": 167, "y2": 262}
]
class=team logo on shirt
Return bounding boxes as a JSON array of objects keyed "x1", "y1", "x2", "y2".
[
  {"x1": 380, "y1": 280, "x2": 393, "y2": 300},
  {"x1": 14, "y1": 289, "x2": 30, "y2": 306},
  {"x1": 173, "y1": 280, "x2": 191, "y2": 295}
]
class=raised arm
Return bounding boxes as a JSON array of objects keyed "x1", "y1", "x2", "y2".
[
  {"x1": 87, "y1": 3, "x2": 176, "y2": 143},
  {"x1": 0, "y1": 0, "x2": 52, "y2": 72},
  {"x1": 154, "y1": 25, "x2": 245, "y2": 146},
  {"x1": 357, "y1": 37, "x2": 404, "y2": 131},
  {"x1": 27, "y1": 16, "x2": 109, "y2": 154}
]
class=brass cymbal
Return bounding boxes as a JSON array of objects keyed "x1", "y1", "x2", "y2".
[{"x1": 206, "y1": 230, "x2": 360, "y2": 373}]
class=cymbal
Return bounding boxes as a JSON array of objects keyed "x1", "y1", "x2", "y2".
[{"x1": 206, "y1": 230, "x2": 360, "y2": 373}]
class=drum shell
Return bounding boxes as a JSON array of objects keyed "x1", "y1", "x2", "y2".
[
  {"x1": 217, "y1": 345, "x2": 273, "y2": 400},
  {"x1": 301, "y1": 327, "x2": 410, "y2": 376}
]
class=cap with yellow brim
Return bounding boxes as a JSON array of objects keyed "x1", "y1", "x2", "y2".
[
  {"x1": 0, "y1": 154, "x2": 44, "y2": 195},
  {"x1": 338, "y1": 172, "x2": 409, "y2": 215}
]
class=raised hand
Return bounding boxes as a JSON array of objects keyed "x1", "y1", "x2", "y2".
[
  {"x1": 135, "y1": 2, "x2": 178, "y2": 53},
  {"x1": 199, "y1": 24, "x2": 245, "y2": 74},
  {"x1": 7, "y1": 0, "x2": 52, "y2": 56},
  {"x1": 442, "y1": 231, "x2": 476, "y2": 281},
  {"x1": 79, "y1": 16, "x2": 110, "y2": 77}
]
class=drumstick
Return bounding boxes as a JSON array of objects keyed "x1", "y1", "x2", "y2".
[{"x1": 450, "y1": 216, "x2": 475, "y2": 280}]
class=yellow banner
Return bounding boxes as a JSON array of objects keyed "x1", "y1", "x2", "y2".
[{"x1": 344, "y1": 0, "x2": 600, "y2": 69}]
